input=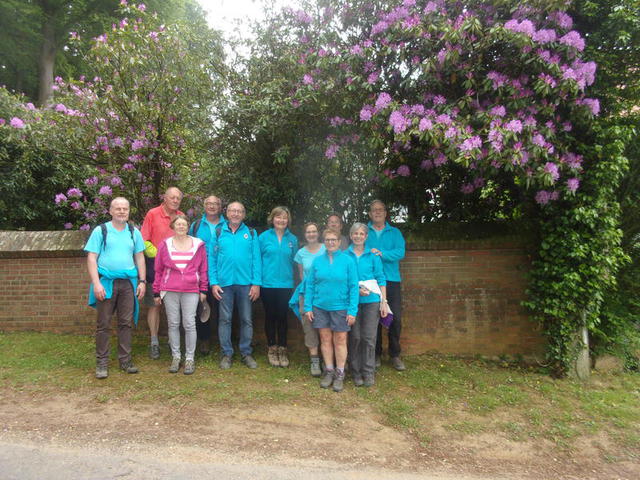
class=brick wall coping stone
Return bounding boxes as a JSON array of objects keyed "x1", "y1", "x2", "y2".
[
  {"x1": 0, "y1": 230, "x2": 89, "y2": 258},
  {"x1": 0, "y1": 230, "x2": 532, "y2": 258}
]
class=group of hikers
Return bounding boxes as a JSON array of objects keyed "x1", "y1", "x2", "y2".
[{"x1": 84, "y1": 188, "x2": 406, "y2": 392}]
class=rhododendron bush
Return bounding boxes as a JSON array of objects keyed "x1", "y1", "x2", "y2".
[
  {"x1": 1, "y1": 3, "x2": 225, "y2": 227},
  {"x1": 285, "y1": 0, "x2": 599, "y2": 217}
]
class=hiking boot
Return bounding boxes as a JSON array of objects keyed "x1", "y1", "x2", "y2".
[
  {"x1": 120, "y1": 361, "x2": 139, "y2": 374},
  {"x1": 169, "y1": 357, "x2": 181, "y2": 374},
  {"x1": 267, "y1": 346, "x2": 279, "y2": 367},
  {"x1": 198, "y1": 339, "x2": 211, "y2": 356},
  {"x1": 363, "y1": 374, "x2": 375, "y2": 387},
  {"x1": 391, "y1": 356, "x2": 406, "y2": 371},
  {"x1": 242, "y1": 355, "x2": 258, "y2": 369},
  {"x1": 95, "y1": 366, "x2": 108, "y2": 379},
  {"x1": 219, "y1": 355, "x2": 232, "y2": 370},
  {"x1": 278, "y1": 346, "x2": 289, "y2": 368},
  {"x1": 149, "y1": 344, "x2": 160, "y2": 360},
  {"x1": 333, "y1": 371, "x2": 345, "y2": 392},
  {"x1": 310, "y1": 356, "x2": 322, "y2": 377},
  {"x1": 320, "y1": 369, "x2": 334, "y2": 389},
  {"x1": 183, "y1": 359, "x2": 195, "y2": 375},
  {"x1": 353, "y1": 374, "x2": 364, "y2": 387},
  {"x1": 375, "y1": 355, "x2": 381, "y2": 369}
]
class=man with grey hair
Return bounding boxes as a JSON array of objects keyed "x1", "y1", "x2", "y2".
[
  {"x1": 189, "y1": 195, "x2": 226, "y2": 356},
  {"x1": 141, "y1": 187, "x2": 184, "y2": 359},
  {"x1": 85, "y1": 197, "x2": 146, "y2": 378},
  {"x1": 366, "y1": 199, "x2": 407, "y2": 371},
  {"x1": 209, "y1": 201, "x2": 261, "y2": 369}
]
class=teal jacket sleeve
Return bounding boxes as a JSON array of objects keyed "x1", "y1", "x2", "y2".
[
  {"x1": 347, "y1": 258, "x2": 359, "y2": 317},
  {"x1": 373, "y1": 254, "x2": 386, "y2": 287},
  {"x1": 208, "y1": 233, "x2": 219, "y2": 286},
  {"x1": 252, "y1": 230, "x2": 262, "y2": 286},
  {"x1": 382, "y1": 228, "x2": 406, "y2": 262},
  {"x1": 304, "y1": 265, "x2": 316, "y2": 313}
]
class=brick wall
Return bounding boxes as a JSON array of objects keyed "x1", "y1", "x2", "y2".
[{"x1": 0, "y1": 231, "x2": 545, "y2": 358}]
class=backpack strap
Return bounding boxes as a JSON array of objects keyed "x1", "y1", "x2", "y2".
[
  {"x1": 191, "y1": 218, "x2": 202, "y2": 237},
  {"x1": 100, "y1": 222, "x2": 135, "y2": 252},
  {"x1": 100, "y1": 223, "x2": 108, "y2": 252}
]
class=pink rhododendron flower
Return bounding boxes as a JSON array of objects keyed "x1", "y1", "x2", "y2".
[
  {"x1": 375, "y1": 92, "x2": 392, "y2": 110},
  {"x1": 504, "y1": 120, "x2": 523, "y2": 133},
  {"x1": 389, "y1": 111, "x2": 409, "y2": 134},
  {"x1": 535, "y1": 190, "x2": 551, "y2": 205},
  {"x1": 98, "y1": 186, "x2": 113, "y2": 196},
  {"x1": 559, "y1": 31, "x2": 585, "y2": 51},
  {"x1": 544, "y1": 162, "x2": 560, "y2": 181},
  {"x1": 419, "y1": 118, "x2": 433, "y2": 131},
  {"x1": 302, "y1": 74, "x2": 314, "y2": 85},
  {"x1": 325, "y1": 144, "x2": 339, "y2": 158},
  {"x1": 567, "y1": 178, "x2": 579, "y2": 192},
  {"x1": 490, "y1": 105, "x2": 506, "y2": 117},
  {"x1": 397, "y1": 165, "x2": 411, "y2": 176},
  {"x1": 367, "y1": 71, "x2": 380, "y2": 84},
  {"x1": 64, "y1": 222, "x2": 73, "y2": 230},
  {"x1": 55, "y1": 193, "x2": 67, "y2": 204},
  {"x1": 10, "y1": 117, "x2": 25, "y2": 128},
  {"x1": 360, "y1": 106, "x2": 373, "y2": 121}
]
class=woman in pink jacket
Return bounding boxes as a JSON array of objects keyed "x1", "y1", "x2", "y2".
[{"x1": 153, "y1": 214, "x2": 208, "y2": 375}]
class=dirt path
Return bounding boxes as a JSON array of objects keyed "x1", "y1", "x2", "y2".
[{"x1": 0, "y1": 390, "x2": 637, "y2": 480}]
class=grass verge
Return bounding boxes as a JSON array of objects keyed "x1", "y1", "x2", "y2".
[{"x1": 1, "y1": 331, "x2": 638, "y2": 461}]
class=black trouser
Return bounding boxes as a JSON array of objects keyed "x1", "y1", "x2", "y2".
[
  {"x1": 196, "y1": 288, "x2": 219, "y2": 342},
  {"x1": 261, "y1": 287, "x2": 293, "y2": 347},
  {"x1": 376, "y1": 281, "x2": 402, "y2": 358}
]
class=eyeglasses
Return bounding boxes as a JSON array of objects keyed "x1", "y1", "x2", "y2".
[
  {"x1": 205, "y1": 202, "x2": 221, "y2": 206},
  {"x1": 324, "y1": 238, "x2": 339, "y2": 243},
  {"x1": 227, "y1": 208, "x2": 244, "y2": 214},
  {"x1": 371, "y1": 208, "x2": 386, "y2": 213}
]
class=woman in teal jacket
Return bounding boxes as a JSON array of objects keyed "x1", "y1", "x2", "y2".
[
  {"x1": 345, "y1": 223, "x2": 388, "y2": 387},
  {"x1": 304, "y1": 229, "x2": 358, "y2": 392},
  {"x1": 259, "y1": 206, "x2": 298, "y2": 368}
]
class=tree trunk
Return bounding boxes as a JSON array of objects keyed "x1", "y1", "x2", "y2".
[
  {"x1": 37, "y1": 13, "x2": 56, "y2": 106},
  {"x1": 568, "y1": 316, "x2": 591, "y2": 380}
]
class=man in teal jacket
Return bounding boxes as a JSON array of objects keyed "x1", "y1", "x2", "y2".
[
  {"x1": 209, "y1": 201, "x2": 261, "y2": 369},
  {"x1": 189, "y1": 195, "x2": 226, "y2": 356},
  {"x1": 365, "y1": 199, "x2": 407, "y2": 371}
]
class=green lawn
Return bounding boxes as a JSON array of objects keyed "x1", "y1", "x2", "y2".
[{"x1": 1, "y1": 331, "x2": 638, "y2": 459}]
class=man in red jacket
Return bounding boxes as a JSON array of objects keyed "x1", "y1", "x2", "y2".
[{"x1": 140, "y1": 187, "x2": 184, "y2": 359}]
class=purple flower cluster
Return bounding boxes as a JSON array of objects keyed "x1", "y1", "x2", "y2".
[
  {"x1": 459, "y1": 136, "x2": 482, "y2": 152},
  {"x1": 325, "y1": 144, "x2": 339, "y2": 159},
  {"x1": 10, "y1": 117, "x2": 25, "y2": 129},
  {"x1": 504, "y1": 120, "x2": 523, "y2": 133},
  {"x1": 397, "y1": 165, "x2": 411, "y2": 176},
  {"x1": 504, "y1": 19, "x2": 536, "y2": 37},
  {"x1": 375, "y1": 92, "x2": 393, "y2": 110},
  {"x1": 559, "y1": 31, "x2": 585, "y2": 51},
  {"x1": 389, "y1": 111, "x2": 409, "y2": 134},
  {"x1": 67, "y1": 188, "x2": 83, "y2": 198},
  {"x1": 544, "y1": 162, "x2": 560, "y2": 182}
]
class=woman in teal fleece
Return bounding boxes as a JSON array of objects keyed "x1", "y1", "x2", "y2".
[
  {"x1": 304, "y1": 229, "x2": 359, "y2": 392},
  {"x1": 345, "y1": 223, "x2": 388, "y2": 387}
]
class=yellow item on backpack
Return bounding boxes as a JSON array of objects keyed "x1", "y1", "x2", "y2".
[{"x1": 144, "y1": 240, "x2": 157, "y2": 258}]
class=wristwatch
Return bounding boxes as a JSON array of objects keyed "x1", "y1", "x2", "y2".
[{"x1": 139, "y1": 279, "x2": 147, "y2": 283}]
